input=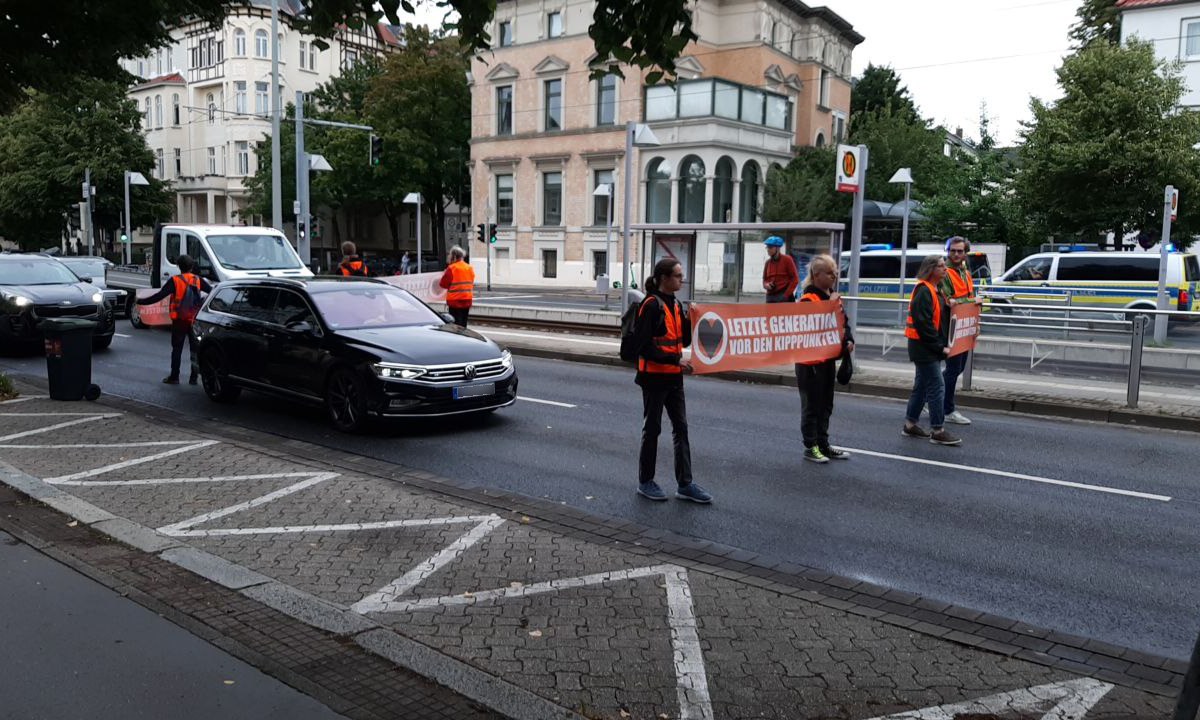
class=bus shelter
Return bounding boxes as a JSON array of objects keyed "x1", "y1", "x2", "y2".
[{"x1": 627, "y1": 222, "x2": 845, "y2": 302}]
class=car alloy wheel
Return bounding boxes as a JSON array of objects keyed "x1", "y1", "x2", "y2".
[
  {"x1": 326, "y1": 368, "x2": 367, "y2": 433},
  {"x1": 199, "y1": 350, "x2": 240, "y2": 403}
]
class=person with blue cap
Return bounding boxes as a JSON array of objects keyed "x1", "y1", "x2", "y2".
[{"x1": 762, "y1": 235, "x2": 798, "y2": 303}]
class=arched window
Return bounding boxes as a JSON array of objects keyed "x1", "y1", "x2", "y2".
[
  {"x1": 677, "y1": 155, "x2": 706, "y2": 223},
  {"x1": 206, "y1": 92, "x2": 215, "y2": 123},
  {"x1": 814, "y1": 132, "x2": 826, "y2": 148},
  {"x1": 645, "y1": 158, "x2": 671, "y2": 223},
  {"x1": 154, "y1": 95, "x2": 162, "y2": 128},
  {"x1": 712, "y1": 157, "x2": 735, "y2": 223},
  {"x1": 739, "y1": 162, "x2": 760, "y2": 222},
  {"x1": 234, "y1": 28, "x2": 246, "y2": 56},
  {"x1": 255, "y1": 29, "x2": 269, "y2": 58}
]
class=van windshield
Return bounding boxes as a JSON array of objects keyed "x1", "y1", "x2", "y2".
[{"x1": 205, "y1": 234, "x2": 304, "y2": 271}]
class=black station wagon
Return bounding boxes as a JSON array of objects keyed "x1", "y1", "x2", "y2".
[{"x1": 192, "y1": 277, "x2": 517, "y2": 431}]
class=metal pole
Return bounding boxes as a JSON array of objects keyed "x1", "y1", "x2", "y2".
[
  {"x1": 123, "y1": 171, "x2": 132, "y2": 266},
  {"x1": 295, "y1": 91, "x2": 309, "y2": 264},
  {"x1": 845, "y1": 145, "x2": 869, "y2": 334},
  {"x1": 1127, "y1": 315, "x2": 1147, "y2": 408},
  {"x1": 486, "y1": 200, "x2": 492, "y2": 291},
  {"x1": 897, "y1": 180, "x2": 910, "y2": 327},
  {"x1": 1154, "y1": 185, "x2": 1174, "y2": 344},
  {"x1": 416, "y1": 198, "x2": 422, "y2": 274},
  {"x1": 269, "y1": 0, "x2": 282, "y2": 230},
  {"x1": 604, "y1": 180, "x2": 614, "y2": 310},
  {"x1": 1172, "y1": 627, "x2": 1200, "y2": 720},
  {"x1": 621, "y1": 121, "x2": 634, "y2": 314},
  {"x1": 85, "y1": 168, "x2": 94, "y2": 256}
]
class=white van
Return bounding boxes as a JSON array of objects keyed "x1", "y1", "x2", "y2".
[{"x1": 839, "y1": 248, "x2": 993, "y2": 298}]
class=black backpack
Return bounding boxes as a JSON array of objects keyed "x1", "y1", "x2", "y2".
[{"x1": 619, "y1": 296, "x2": 656, "y2": 364}]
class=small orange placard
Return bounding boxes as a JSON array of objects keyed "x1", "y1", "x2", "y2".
[{"x1": 948, "y1": 302, "x2": 982, "y2": 357}]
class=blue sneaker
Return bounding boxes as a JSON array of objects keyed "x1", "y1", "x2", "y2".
[
  {"x1": 675, "y1": 483, "x2": 712, "y2": 504},
  {"x1": 637, "y1": 481, "x2": 668, "y2": 501}
]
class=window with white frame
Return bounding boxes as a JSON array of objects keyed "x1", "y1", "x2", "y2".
[
  {"x1": 172, "y1": 94, "x2": 180, "y2": 125},
  {"x1": 819, "y1": 68, "x2": 830, "y2": 107},
  {"x1": 307, "y1": 42, "x2": 316, "y2": 70},
  {"x1": 234, "y1": 28, "x2": 246, "y2": 56},
  {"x1": 207, "y1": 147, "x2": 217, "y2": 175},
  {"x1": 1186, "y1": 20, "x2": 1200, "y2": 58},
  {"x1": 174, "y1": 148, "x2": 182, "y2": 177},
  {"x1": 832, "y1": 112, "x2": 846, "y2": 143},
  {"x1": 299, "y1": 40, "x2": 315, "y2": 70},
  {"x1": 499, "y1": 20, "x2": 513, "y2": 47},
  {"x1": 154, "y1": 95, "x2": 162, "y2": 128},
  {"x1": 144, "y1": 98, "x2": 152, "y2": 128},
  {"x1": 496, "y1": 85, "x2": 513, "y2": 135},
  {"x1": 547, "y1": 11, "x2": 562, "y2": 38},
  {"x1": 255, "y1": 82, "x2": 268, "y2": 115},
  {"x1": 156, "y1": 49, "x2": 163, "y2": 75},
  {"x1": 255, "y1": 29, "x2": 269, "y2": 57},
  {"x1": 596, "y1": 74, "x2": 616, "y2": 126},
  {"x1": 544, "y1": 79, "x2": 562, "y2": 130},
  {"x1": 496, "y1": 174, "x2": 514, "y2": 225},
  {"x1": 541, "y1": 248, "x2": 558, "y2": 278},
  {"x1": 137, "y1": 59, "x2": 145, "y2": 78},
  {"x1": 156, "y1": 149, "x2": 164, "y2": 179},
  {"x1": 234, "y1": 81, "x2": 247, "y2": 114},
  {"x1": 236, "y1": 141, "x2": 250, "y2": 175},
  {"x1": 342, "y1": 48, "x2": 359, "y2": 69},
  {"x1": 593, "y1": 169, "x2": 614, "y2": 226},
  {"x1": 206, "y1": 92, "x2": 215, "y2": 123},
  {"x1": 542, "y1": 171, "x2": 562, "y2": 225}
]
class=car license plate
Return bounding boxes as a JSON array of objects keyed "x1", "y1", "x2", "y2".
[{"x1": 454, "y1": 383, "x2": 495, "y2": 399}]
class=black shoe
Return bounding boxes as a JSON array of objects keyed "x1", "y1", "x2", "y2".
[
  {"x1": 188, "y1": 373, "x2": 198, "y2": 385},
  {"x1": 162, "y1": 376, "x2": 180, "y2": 385},
  {"x1": 820, "y1": 446, "x2": 850, "y2": 460},
  {"x1": 901, "y1": 423, "x2": 930, "y2": 439},
  {"x1": 637, "y1": 481, "x2": 668, "y2": 501}
]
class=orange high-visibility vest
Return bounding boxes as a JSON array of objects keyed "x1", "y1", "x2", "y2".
[
  {"x1": 339, "y1": 258, "x2": 368, "y2": 277},
  {"x1": 905, "y1": 279, "x2": 942, "y2": 340},
  {"x1": 798, "y1": 291, "x2": 829, "y2": 365},
  {"x1": 638, "y1": 297, "x2": 683, "y2": 375},
  {"x1": 169, "y1": 273, "x2": 202, "y2": 321},
  {"x1": 947, "y1": 264, "x2": 975, "y2": 299},
  {"x1": 444, "y1": 261, "x2": 475, "y2": 308}
]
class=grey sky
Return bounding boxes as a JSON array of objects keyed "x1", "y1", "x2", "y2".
[{"x1": 409, "y1": 0, "x2": 1081, "y2": 147}]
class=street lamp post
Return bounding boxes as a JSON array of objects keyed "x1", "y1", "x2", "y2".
[
  {"x1": 123, "y1": 171, "x2": 149, "y2": 266},
  {"x1": 621, "y1": 121, "x2": 661, "y2": 313},
  {"x1": 405, "y1": 192, "x2": 423, "y2": 273},
  {"x1": 889, "y1": 168, "x2": 913, "y2": 327},
  {"x1": 269, "y1": 0, "x2": 282, "y2": 230},
  {"x1": 593, "y1": 180, "x2": 614, "y2": 310}
]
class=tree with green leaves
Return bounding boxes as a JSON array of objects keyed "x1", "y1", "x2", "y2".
[
  {"x1": 851, "y1": 64, "x2": 921, "y2": 125},
  {"x1": 848, "y1": 106, "x2": 955, "y2": 205},
  {"x1": 1, "y1": 0, "x2": 695, "y2": 115},
  {"x1": 1069, "y1": 0, "x2": 1121, "y2": 49},
  {"x1": 763, "y1": 148, "x2": 850, "y2": 224},
  {"x1": 0, "y1": 78, "x2": 172, "y2": 249},
  {"x1": 1017, "y1": 40, "x2": 1200, "y2": 249}
]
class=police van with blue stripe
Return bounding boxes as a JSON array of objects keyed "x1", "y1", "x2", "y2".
[{"x1": 838, "y1": 245, "x2": 993, "y2": 298}]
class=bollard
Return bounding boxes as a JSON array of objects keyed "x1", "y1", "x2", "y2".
[
  {"x1": 1172, "y1": 628, "x2": 1200, "y2": 720},
  {"x1": 1127, "y1": 315, "x2": 1146, "y2": 409}
]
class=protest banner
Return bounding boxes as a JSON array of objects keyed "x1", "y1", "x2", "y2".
[
  {"x1": 948, "y1": 302, "x2": 982, "y2": 357},
  {"x1": 689, "y1": 300, "x2": 844, "y2": 374},
  {"x1": 133, "y1": 290, "x2": 171, "y2": 327},
  {"x1": 378, "y1": 271, "x2": 447, "y2": 304}
]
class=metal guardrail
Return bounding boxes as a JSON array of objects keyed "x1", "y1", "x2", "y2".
[{"x1": 842, "y1": 295, "x2": 1200, "y2": 409}]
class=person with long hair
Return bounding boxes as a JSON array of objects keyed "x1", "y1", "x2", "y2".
[
  {"x1": 630, "y1": 258, "x2": 712, "y2": 504},
  {"x1": 795, "y1": 254, "x2": 854, "y2": 463},
  {"x1": 902, "y1": 254, "x2": 961, "y2": 446}
]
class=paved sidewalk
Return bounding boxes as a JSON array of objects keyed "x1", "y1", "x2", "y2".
[{"x1": 0, "y1": 379, "x2": 1184, "y2": 719}]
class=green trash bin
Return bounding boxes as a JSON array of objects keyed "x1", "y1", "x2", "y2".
[{"x1": 43, "y1": 318, "x2": 101, "y2": 401}]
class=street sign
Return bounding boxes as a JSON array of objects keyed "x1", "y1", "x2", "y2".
[
  {"x1": 835, "y1": 144, "x2": 861, "y2": 193},
  {"x1": 1170, "y1": 187, "x2": 1180, "y2": 221}
]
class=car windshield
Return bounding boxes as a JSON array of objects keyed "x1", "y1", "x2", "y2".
[
  {"x1": 0, "y1": 260, "x2": 80, "y2": 285},
  {"x1": 58, "y1": 258, "x2": 108, "y2": 278},
  {"x1": 311, "y1": 285, "x2": 442, "y2": 329},
  {"x1": 205, "y1": 234, "x2": 304, "y2": 270}
]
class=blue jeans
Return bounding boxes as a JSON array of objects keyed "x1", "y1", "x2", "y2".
[
  {"x1": 943, "y1": 352, "x2": 969, "y2": 414},
  {"x1": 906, "y1": 360, "x2": 945, "y2": 429}
]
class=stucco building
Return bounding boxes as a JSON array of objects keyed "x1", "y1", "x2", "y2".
[
  {"x1": 469, "y1": 0, "x2": 861, "y2": 287},
  {"x1": 1120, "y1": 0, "x2": 1200, "y2": 108}
]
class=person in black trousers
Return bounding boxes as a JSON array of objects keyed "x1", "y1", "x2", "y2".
[
  {"x1": 632, "y1": 258, "x2": 712, "y2": 504},
  {"x1": 794, "y1": 254, "x2": 854, "y2": 463},
  {"x1": 136, "y1": 254, "x2": 211, "y2": 385}
]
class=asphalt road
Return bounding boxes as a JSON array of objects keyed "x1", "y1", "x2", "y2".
[
  {"x1": 4, "y1": 328, "x2": 1199, "y2": 661},
  {"x1": 0, "y1": 530, "x2": 345, "y2": 720}
]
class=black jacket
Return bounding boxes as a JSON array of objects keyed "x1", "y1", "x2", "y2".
[
  {"x1": 633, "y1": 289, "x2": 691, "y2": 387},
  {"x1": 906, "y1": 281, "x2": 950, "y2": 363}
]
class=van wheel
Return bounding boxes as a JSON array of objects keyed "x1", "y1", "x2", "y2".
[
  {"x1": 199, "y1": 350, "x2": 240, "y2": 403},
  {"x1": 326, "y1": 368, "x2": 368, "y2": 433},
  {"x1": 130, "y1": 303, "x2": 147, "y2": 329}
]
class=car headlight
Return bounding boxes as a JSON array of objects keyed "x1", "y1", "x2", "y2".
[
  {"x1": 91, "y1": 292, "x2": 103, "y2": 303},
  {"x1": 500, "y1": 349, "x2": 512, "y2": 368},
  {"x1": 372, "y1": 363, "x2": 426, "y2": 380},
  {"x1": 9, "y1": 295, "x2": 30, "y2": 308}
]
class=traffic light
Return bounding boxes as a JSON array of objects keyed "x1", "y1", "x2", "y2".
[
  {"x1": 487, "y1": 223, "x2": 497, "y2": 244},
  {"x1": 297, "y1": 222, "x2": 306, "y2": 240},
  {"x1": 369, "y1": 134, "x2": 383, "y2": 166},
  {"x1": 475, "y1": 223, "x2": 485, "y2": 243},
  {"x1": 119, "y1": 231, "x2": 129, "y2": 243}
]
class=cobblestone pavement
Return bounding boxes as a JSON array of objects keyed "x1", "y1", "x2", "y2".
[{"x1": 0, "y1": 386, "x2": 1180, "y2": 720}]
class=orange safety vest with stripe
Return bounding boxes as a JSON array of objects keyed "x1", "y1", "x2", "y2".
[
  {"x1": 442, "y1": 261, "x2": 475, "y2": 308},
  {"x1": 637, "y1": 297, "x2": 683, "y2": 375},
  {"x1": 169, "y1": 273, "x2": 203, "y2": 321},
  {"x1": 339, "y1": 257, "x2": 368, "y2": 277},
  {"x1": 905, "y1": 279, "x2": 942, "y2": 340},
  {"x1": 946, "y1": 264, "x2": 975, "y2": 299}
]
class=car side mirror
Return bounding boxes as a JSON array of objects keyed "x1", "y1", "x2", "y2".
[
  {"x1": 287, "y1": 320, "x2": 320, "y2": 337},
  {"x1": 80, "y1": 276, "x2": 93, "y2": 283},
  {"x1": 441, "y1": 312, "x2": 455, "y2": 324}
]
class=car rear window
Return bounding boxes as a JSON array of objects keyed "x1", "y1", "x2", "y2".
[{"x1": 311, "y1": 285, "x2": 441, "y2": 329}]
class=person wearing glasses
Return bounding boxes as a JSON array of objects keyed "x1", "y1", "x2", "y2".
[
  {"x1": 631, "y1": 258, "x2": 712, "y2": 504},
  {"x1": 902, "y1": 255, "x2": 962, "y2": 446},
  {"x1": 795, "y1": 254, "x2": 854, "y2": 463},
  {"x1": 941, "y1": 236, "x2": 978, "y2": 425}
]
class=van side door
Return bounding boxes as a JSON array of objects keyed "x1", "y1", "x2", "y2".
[{"x1": 184, "y1": 233, "x2": 220, "y2": 285}]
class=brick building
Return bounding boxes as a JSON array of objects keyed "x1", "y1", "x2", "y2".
[{"x1": 469, "y1": 0, "x2": 861, "y2": 287}]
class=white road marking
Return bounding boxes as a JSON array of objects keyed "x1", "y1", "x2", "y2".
[
  {"x1": 43, "y1": 440, "x2": 220, "y2": 483},
  {"x1": 373, "y1": 563, "x2": 714, "y2": 720},
  {"x1": 352, "y1": 515, "x2": 507, "y2": 613},
  {"x1": 53, "y1": 471, "x2": 320, "y2": 487},
  {"x1": 862, "y1": 677, "x2": 1113, "y2": 720},
  {"x1": 171, "y1": 514, "x2": 502, "y2": 538},
  {"x1": 517, "y1": 396, "x2": 577, "y2": 408},
  {"x1": 157, "y1": 472, "x2": 339, "y2": 535},
  {"x1": 0, "y1": 414, "x2": 119, "y2": 442},
  {"x1": 0, "y1": 395, "x2": 50, "y2": 404},
  {"x1": 114, "y1": 332, "x2": 131, "y2": 338},
  {"x1": 1, "y1": 441, "x2": 198, "y2": 449},
  {"x1": 847, "y1": 447, "x2": 1171, "y2": 502}
]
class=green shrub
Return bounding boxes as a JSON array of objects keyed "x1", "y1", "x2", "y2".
[{"x1": 0, "y1": 373, "x2": 15, "y2": 400}]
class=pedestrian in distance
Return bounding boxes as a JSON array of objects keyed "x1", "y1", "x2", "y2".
[
  {"x1": 338, "y1": 241, "x2": 368, "y2": 277},
  {"x1": 941, "y1": 236, "x2": 978, "y2": 426},
  {"x1": 136, "y1": 254, "x2": 210, "y2": 385},
  {"x1": 439, "y1": 245, "x2": 475, "y2": 327},
  {"x1": 795, "y1": 254, "x2": 854, "y2": 463},
  {"x1": 902, "y1": 255, "x2": 962, "y2": 446},
  {"x1": 762, "y1": 235, "x2": 799, "y2": 303},
  {"x1": 400, "y1": 251, "x2": 411, "y2": 275},
  {"x1": 632, "y1": 258, "x2": 712, "y2": 504}
]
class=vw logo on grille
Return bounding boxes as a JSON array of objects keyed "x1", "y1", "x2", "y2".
[{"x1": 463, "y1": 364, "x2": 477, "y2": 380}]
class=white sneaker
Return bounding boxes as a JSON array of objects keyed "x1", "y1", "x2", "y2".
[{"x1": 944, "y1": 410, "x2": 972, "y2": 425}]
